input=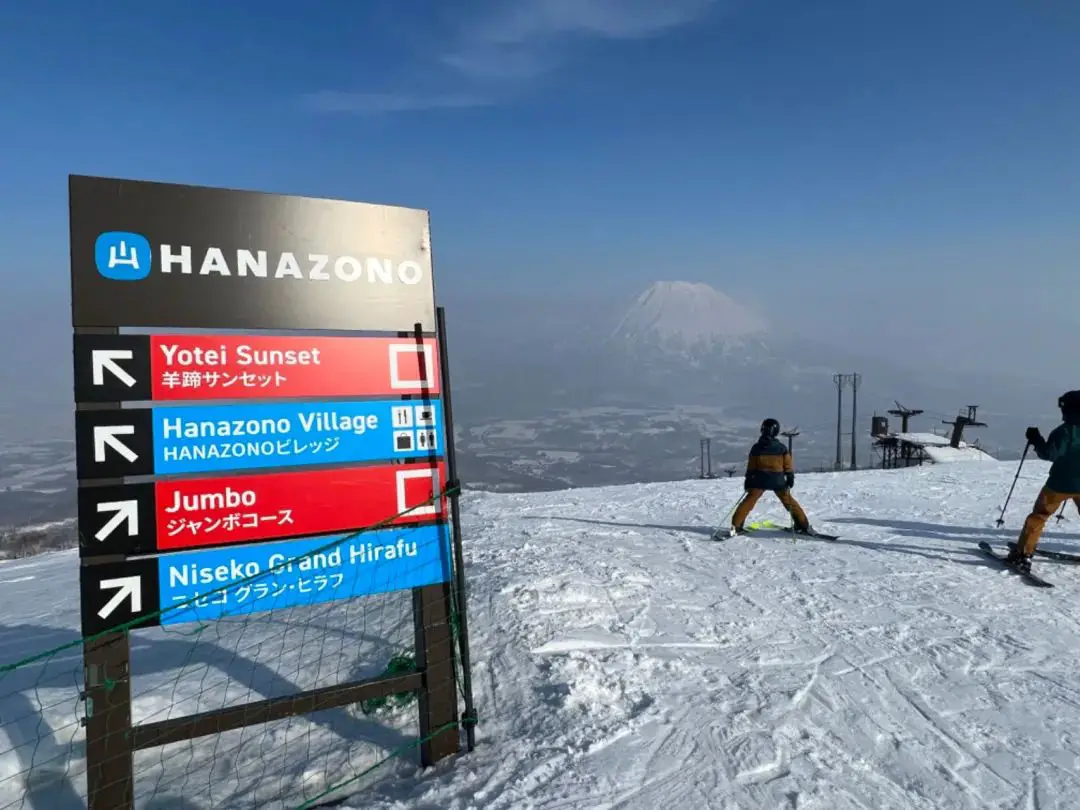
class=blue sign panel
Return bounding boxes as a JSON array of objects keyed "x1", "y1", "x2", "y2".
[
  {"x1": 157, "y1": 523, "x2": 451, "y2": 626},
  {"x1": 151, "y1": 398, "x2": 442, "y2": 474}
]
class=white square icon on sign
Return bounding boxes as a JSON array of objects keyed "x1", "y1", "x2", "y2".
[
  {"x1": 388, "y1": 344, "x2": 436, "y2": 391},
  {"x1": 417, "y1": 430, "x2": 438, "y2": 451},
  {"x1": 414, "y1": 404, "x2": 436, "y2": 427},
  {"x1": 396, "y1": 467, "x2": 442, "y2": 518},
  {"x1": 391, "y1": 405, "x2": 413, "y2": 428},
  {"x1": 393, "y1": 430, "x2": 415, "y2": 452}
]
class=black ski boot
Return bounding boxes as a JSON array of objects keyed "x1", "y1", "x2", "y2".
[
  {"x1": 1004, "y1": 545, "x2": 1033, "y2": 575},
  {"x1": 791, "y1": 523, "x2": 840, "y2": 541},
  {"x1": 711, "y1": 525, "x2": 748, "y2": 541}
]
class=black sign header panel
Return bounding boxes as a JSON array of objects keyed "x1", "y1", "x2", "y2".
[{"x1": 68, "y1": 175, "x2": 436, "y2": 332}]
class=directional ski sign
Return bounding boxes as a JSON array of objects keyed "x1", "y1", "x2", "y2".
[
  {"x1": 157, "y1": 522, "x2": 452, "y2": 627},
  {"x1": 73, "y1": 333, "x2": 441, "y2": 404},
  {"x1": 68, "y1": 175, "x2": 457, "y2": 653},
  {"x1": 79, "y1": 522, "x2": 451, "y2": 634},
  {"x1": 75, "y1": 461, "x2": 446, "y2": 558},
  {"x1": 78, "y1": 558, "x2": 159, "y2": 637},
  {"x1": 74, "y1": 397, "x2": 443, "y2": 480},
  {"x1": 144, "y1": 334, "x2": 441, "y2": 402},
  {"x1": 155, "y1": 460, "x2": 446, "y2": 552}
]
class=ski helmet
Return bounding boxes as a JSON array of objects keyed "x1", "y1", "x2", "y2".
[
  {"x1": 761, "y1": 418, "x2": 780, "y2": 438},
  {"x1": 1059, "y1": 391, "x2": 1080, "y2": 413}
]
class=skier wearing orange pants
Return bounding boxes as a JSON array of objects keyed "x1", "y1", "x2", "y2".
[
  {"x1": 1007, "y1": 390, "x2": 1080, "y2": 574},
  {"x1": 730, "y1": 418, "x2": 814, "y2": 535}
]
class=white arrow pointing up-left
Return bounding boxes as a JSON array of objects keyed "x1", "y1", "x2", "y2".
[
  {"x1": 95, "y1": 500, "x2": 138, "y2": 542},
  {"x1": 92, "y1": 349, "x2": 136, "y2": 388},
  {"x1": 97, "y1": 576, "x2": 143, "y2": 619},
  {"x1": 93, "y1": 425, "x2": 138, "y2": 463}
]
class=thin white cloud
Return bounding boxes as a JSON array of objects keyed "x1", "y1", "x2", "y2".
[
  {"x1": 307, "y1": 0, "x2": 725, "y2": 114},
  {"x1": 443, "y1": 0, "x2": 720, "y2": 82},
  {"x1": 302, "y1": 91, "x2": 492, "y2": 114}
]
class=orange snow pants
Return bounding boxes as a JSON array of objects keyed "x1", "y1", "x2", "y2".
[
  {"x1": 732, "y1": 488, "x2": 809, "y2": 531},
  {"x1": 1016, "y1": 486, "x2": 1080, "y2": 555}
]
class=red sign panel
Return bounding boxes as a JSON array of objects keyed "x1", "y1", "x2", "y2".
[
  {"x1": 149, "y1": 335, "x2": 440, "y2": 400},
  {"x1": 155, "y1": 461, "x2": 446, "y2": 551}
]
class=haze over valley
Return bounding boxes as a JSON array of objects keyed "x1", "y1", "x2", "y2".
[{"x1": 0, "y1": 276, "x2": 1063, "y2": 539}]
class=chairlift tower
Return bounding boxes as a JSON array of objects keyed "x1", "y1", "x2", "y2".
[{"x1": 887, "y1": 401, "x2": 923, "y2": 434}]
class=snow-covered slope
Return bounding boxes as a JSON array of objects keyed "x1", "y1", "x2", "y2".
[{"x1": 4, "y1": 460, "x2": 1080, "y2": 808}]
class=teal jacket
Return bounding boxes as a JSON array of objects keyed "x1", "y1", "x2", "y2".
[{"x1": 1034, "y1": 420, "x2": 1080, "y2": 493}]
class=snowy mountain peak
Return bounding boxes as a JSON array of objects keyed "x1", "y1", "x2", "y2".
[{"x1": 609, "y1": 281, "x2": 769, "y2": 352}]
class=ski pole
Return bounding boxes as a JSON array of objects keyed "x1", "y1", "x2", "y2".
[
  {"x1": 722, "y1": 494, "x2": 742, "y2": 526},
  {"x1": 995, "y1": 442, "x2": 1030, "y2": 527},
  {"x1": 1055, "y1": 501, "x2": 1067, "y2": 523}
]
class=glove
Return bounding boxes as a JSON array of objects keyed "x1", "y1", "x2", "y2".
[
  {"x1": 785, "y1": 472, "x2": 795, "y2": 489},
  {"x1": 1025, "y1": 426, "x2": 1042, "y2": 445}
]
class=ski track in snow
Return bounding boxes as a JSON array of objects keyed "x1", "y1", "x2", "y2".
[{"x1": 3, "y1": 460, "x2": 1080, "y2": 808}]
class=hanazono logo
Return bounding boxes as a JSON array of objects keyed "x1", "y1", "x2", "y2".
[
  {"x1": 93, "y1": 236, "x2": 426, "y2": 284},
  {"x1": 95, "y1": 232, "x2": 152, "y2": 281},
  {"x1": 159, "y1": 244, "x2": 424, "y2": 284}
]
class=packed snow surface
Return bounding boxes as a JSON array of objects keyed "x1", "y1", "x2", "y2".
[{"x1": 5, "y1": 459, "x2": 1080, "y2": 809}]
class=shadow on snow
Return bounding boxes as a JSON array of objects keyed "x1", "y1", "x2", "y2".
[
  {"x1": 826, "y1": 516, "x2": 1080, "y2": 547},
  {"x1": 0, "y1": 622, "x2": 418, "y2": 810},
  {"x1": 521, "y1": 514, "x2": 1080, "y2": 573}
]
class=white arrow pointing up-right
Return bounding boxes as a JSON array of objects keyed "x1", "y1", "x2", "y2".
[
  {"x1": 92, "y1": 349, "x2": 136, "y2": 388},
  {"x1": 95, "y1": 500, "x2": 138, "y2": 542},
  {"x1": 93, "y1": 425, "x2": 138, "y2": 463},
  {"x1": 97, "y1": 576, "x2": 143, "y2": 619}
]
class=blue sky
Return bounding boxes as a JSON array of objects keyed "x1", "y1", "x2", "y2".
[{"x1": 1, "y1": 0, "x2": 1079, "y2": 377}]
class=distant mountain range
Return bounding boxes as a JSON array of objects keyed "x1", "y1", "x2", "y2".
[{"x1": 442, "y1": 280, "x2": 1061, "y2": 492}]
